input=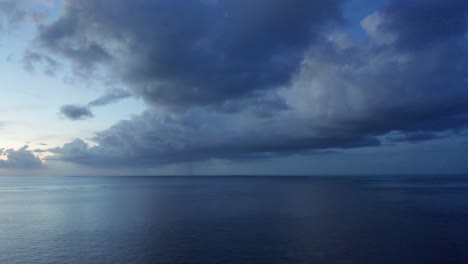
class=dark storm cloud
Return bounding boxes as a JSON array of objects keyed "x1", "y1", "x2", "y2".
[
  {"x1": 48, "y1": 110, "x2": 380, "y2": 167},
  {"x1": 60, "y1": 104, "x2": 93, "y2": 120},
  {"x1": 45, "y1": 1, "x2": 468, "y2": 168},
  {"x1": 0, "y1": 145, "x2": 44, "y2": 169},
  {"x1": 381, "y1": 0, "x2": 468, "y2": 51},
  {"x1": 37, "y1": 0, "x2": 344, "y2": 109}
]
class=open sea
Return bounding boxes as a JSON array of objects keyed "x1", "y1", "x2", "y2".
[{"x1": 0, "y1": 175, "x2": 467, "y2": 264}]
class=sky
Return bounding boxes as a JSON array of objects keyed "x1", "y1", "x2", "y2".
[{"x1": 0, "y1": 0, "x2": 467, "y2": 176}]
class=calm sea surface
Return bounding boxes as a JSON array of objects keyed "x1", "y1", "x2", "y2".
[{"x1": 0, "y1": 176, "x2": 467, "y2": 264}]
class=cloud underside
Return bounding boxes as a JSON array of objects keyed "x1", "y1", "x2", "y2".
[
  {"x1": 0, "y1": 146, "x2": 44, "y2": 169},
  {"x1": 60, "y1": 104, "x2": 94, "y2": 120},
  {"x1": 25, "y1": 0, "x2": 468, "y2": 168}
]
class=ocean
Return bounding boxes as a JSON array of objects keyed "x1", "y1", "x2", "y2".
[{"x1": 0, "y1": 175, "x2": 467, "y2": 263}]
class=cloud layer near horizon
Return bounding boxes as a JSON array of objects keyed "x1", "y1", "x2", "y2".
[
  {"x1": 3, "y1": 0, "x2": 468, "y2": 169},
  {"x1": 0, "y1": 146, "x2": 44, "y2": 169}
]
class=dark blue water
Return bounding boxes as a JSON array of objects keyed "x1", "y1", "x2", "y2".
[{"x1": 0, "y1": 176, "x2": 467, "y2": 264}]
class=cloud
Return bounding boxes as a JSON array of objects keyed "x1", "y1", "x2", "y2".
[
  {"x1": 0, "y1": 0, "x2": 52, "y2": 31},
  {"x1": 45, "y1": 1, "x2": 468, "y2": 168},
  {"x1": 0, "y1": 145, "x2": 44, "y2": 169},
  {"x1": 381, "y1": 0, "x2": 467, "y2": 51},
  {"x1": 88, "y1": 88, "x2": 131, "y2": 107},
  {"x1": 23, "y1": 50, "x2": 60, "y2": 75},
  {"x1": 48, "y1": 109, "x2": 379, "y2": 167},
  {"x1": 60, "y1": 104, "x2": 93, "y2": 120},
  {"x1": 37, "y1": 0, "x2": 344, "y2": 109},
  {"x1": 33, "y1": 149, "x2": 48, "y2": 153},
  {"x1": 0, "y1": 1, "x2": 26, "y2": 30},
  {"x1": 383, "y1": 131, "x2": 444, "y2": 144},
  {"x1": 59, "y1": 88, "x2": 132, "y2": 120}
]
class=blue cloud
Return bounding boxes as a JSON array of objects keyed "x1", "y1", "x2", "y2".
[
  {"x1": 0, "y1": 146, "x2": 44, "y2": 169},
  {"x1": 36, "y1": 0, "x2": 468, "y2": 168}
]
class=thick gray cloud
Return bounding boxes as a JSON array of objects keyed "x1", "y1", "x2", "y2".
[
  {"x1": 0, "y1": 145, "x2": 44, "y2": 169},
  {"x1": 44, "y1": 0, "x2": 468, "y2": 168},
  {"x1": 37, "y1": 0, "x2": 344, "y2": 109},
  {"x1": 381, "y1": 0, "x2": 467, "y2": 51},
  {"x1": 60, "y1": 104, "x2": 93, "y2": 120},
  {"x1": 48, "y1": 109, "x2": 379, "y2": 167}
]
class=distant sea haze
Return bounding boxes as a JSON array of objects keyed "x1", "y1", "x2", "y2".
[{"x1": 0, "y1": 175, "x2": 467, "y2": 264}]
